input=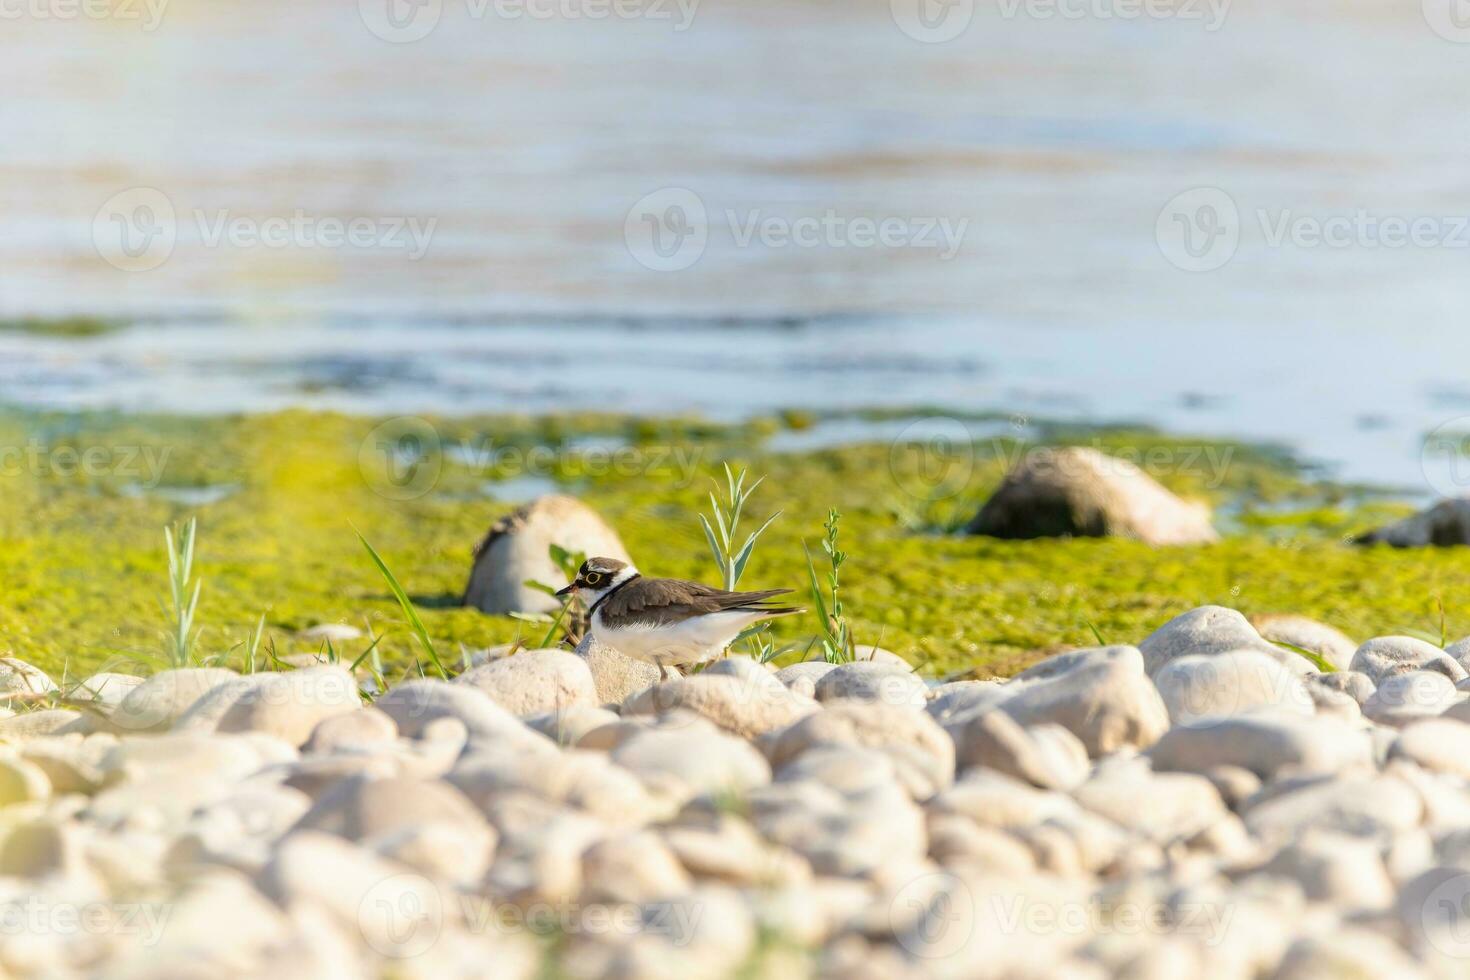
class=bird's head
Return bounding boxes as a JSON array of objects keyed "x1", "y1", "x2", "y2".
[{"x1": 556, "y1": 556, "x2": 638, "y2": 603}]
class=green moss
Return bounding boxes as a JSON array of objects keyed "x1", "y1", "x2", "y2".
[{"x1": 0, "y1": 408, "x2": 1455, "y2": 681}]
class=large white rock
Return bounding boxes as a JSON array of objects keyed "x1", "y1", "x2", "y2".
[
  {"x1": 998, "y1": 646, "x2": 1169, "y2": 756},
  {"x1": 623, "y1": 670, "x2": 816, "y2": 739},
  {"x1": 574, "y1": 634, "x2": 659, "y2": 705},
  {"x1": 374, "y1": 679, "x2": 548, "y2": 749},
  {"x1": 0, "y1": 658, "x2": 57, "y2": 703},
  {"x1": 763, "y1": 700, "x2": 955, "y2": 800},
  {"x1": 462, "y1": 495, "x2": 631, "y2": 614},
  {"x1": 1251, "y1": 614, "x2": 1357, "y2": 671},
  {"x1": 1362, "y1": 671, "x2": 1461, "y2": 727},
  {"x1": 952, "y1": 711, "x2": 1089, "y2": 791},
  {"x1": 966, "y1": 446, "x2": 1218, "y2": 545},
  {"x1": 1351, "y1": 636, "x2": 1467, "y2": 685},
  {"x1": 1152, "y1": 649, "x2": 1315, "y2": 724},
  {"x1": 1149, "y1": 712, "x2": 1373, "y2": 781},
  {"x1": 812, "y1": 661, "x2": 928, "y2": 710},
  {"x1": 110, "y1": 667, "x2": 239, "y2": 733},
  {"x1": 1139, "y1": 606, "x2": 1312, "y2": 676},
  {"x1": 455, "y1": 648, "x2": 598, "y2": 717},
  {"x1": 214, "y1": 666, "x2": 361, "y2": 746}
]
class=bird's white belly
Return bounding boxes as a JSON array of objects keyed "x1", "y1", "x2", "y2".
[{"x1": 591, "y1": 609, "x2": 762, "y2": 666}]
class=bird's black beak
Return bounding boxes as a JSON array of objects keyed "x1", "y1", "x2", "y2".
[{"x1": 555, "y1": 582, "x2": 578, "y2": 597}]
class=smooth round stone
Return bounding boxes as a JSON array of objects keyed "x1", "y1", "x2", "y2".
[
  {"x1": 573, "y1": 634, "x2": 660, "y2": 706},
  {"x1": 1251, "y1": 614, "x2": 1357, "y2": 672},
  {"x1": 773, "y1": 662, "x2": 838, "y2": 699},
  {"x1": 1149, "y1": 712, "x2": 1373, "y2": 781},
  {"x1": 1350, "y1": 636, "x2": 1467, "y2": 686},
  {"x1": 611, "y1": 726, "x2": 770, "y2": 802},
  {"x1": 0, "y1": 658, "x2": 57, "y2": 703},
  {"x1": 111, "y1": 668, "x2": 240, "y2": 733},
  {"x1": 72, "y1": 672, "x2": 144, "y2": 709},
  {"x1": 455, "y1": 648, "x2": 599, "y2": 718},
  {"x1": 1362, "y1": 671, "x2": 1460, "y2": 728},
  {"x1": 953, "y1": 711, "x2": 1089, "y2": 791},
  {"x1": 215, "y1": 666, "x2": 361, "y2": 746},
  {"x1": 1152, "y1": 649, "x2": 1315, "y2": 724},
  {"x1": 999, "y1": 646, "x2": 1169, "y2": 757},
  {"x1": 763, "y1": 700, "x2": 954, "y2": 800},
  {"x1": 1139, "y1": 606, "x2": 1313, "y2": 676},
  {"x1": 303, "y1": 706, "x2": 398, "y2": 755},
  {"x1": 1391, "y1": 717, "x2": 1470, "y2": 778},
  {"x1": 0, "y1": 755, "x2": 51, "y2": 806},
  {"x1": 813, "y1": 662, "x2": 928, "y2": 710},
  {"x1": 623, "y1": 673, "x2": 815, "y2": 739},
  {"x1": 293, "y1": 773, "x2": 488, "y2": 841},
  {"x1": 1306, "y1": 670, "x2": 1376, "y2": 705}
]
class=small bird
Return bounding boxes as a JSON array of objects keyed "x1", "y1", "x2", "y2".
[{"x1": 556, "y1": 557, "x2": 801, "y2": 679}]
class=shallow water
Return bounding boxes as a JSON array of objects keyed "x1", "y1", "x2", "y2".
[{"x1": 3, "y1": 0, "x2": 1468, "y2": 490}]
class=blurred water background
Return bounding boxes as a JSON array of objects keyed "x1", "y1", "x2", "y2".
[{"x1": 2, "y1": 0, "x2": 1467, "y2": 489}]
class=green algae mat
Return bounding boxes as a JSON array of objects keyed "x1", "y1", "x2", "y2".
[{"x1": 0, "y1": 408, "x2": 1457, "y2": 679}]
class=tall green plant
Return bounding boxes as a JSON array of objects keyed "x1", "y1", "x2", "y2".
[
  {"x1": 700, "y1": 464, "x2": 781, "y2": 592},
  {"x1": 161, "y1": 518, "x2": 202, "y2": 667},
  {"x1": 806, "y1": 508, "x2": 855, "y2": 663},
  {"x1": 700, "y1": 464, "x2": 781, "y2": 658}
]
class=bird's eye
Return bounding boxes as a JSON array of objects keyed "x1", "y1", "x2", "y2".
[{"x1": 584, "y1": 571, "x2": 603, "y2": 585}]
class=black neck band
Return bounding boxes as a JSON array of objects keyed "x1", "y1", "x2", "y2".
[{"x1": 588, "y1": 573, "x2": 641, "y2": 618}]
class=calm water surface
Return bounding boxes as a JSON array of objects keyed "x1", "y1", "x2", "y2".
[{"x1": 2, "y1": 0, "x2": 1466, "y2": 489}]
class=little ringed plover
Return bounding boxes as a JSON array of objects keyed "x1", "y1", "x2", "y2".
[{"x1": 557, "y1": 557, "x2": 801, "y2": 679}]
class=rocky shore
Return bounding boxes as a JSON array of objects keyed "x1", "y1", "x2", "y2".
[{"x1": 1, "y1": 607, "x2": 1470, "y2": 977}]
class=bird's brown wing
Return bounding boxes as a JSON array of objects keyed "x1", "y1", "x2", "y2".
[{"x1": 601, "y1": 578, "x2": 799, "y2": 626}]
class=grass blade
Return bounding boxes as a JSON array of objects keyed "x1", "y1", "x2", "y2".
[{"x1": 355, "y1": 529, "x2": 449, "y2": 679}]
